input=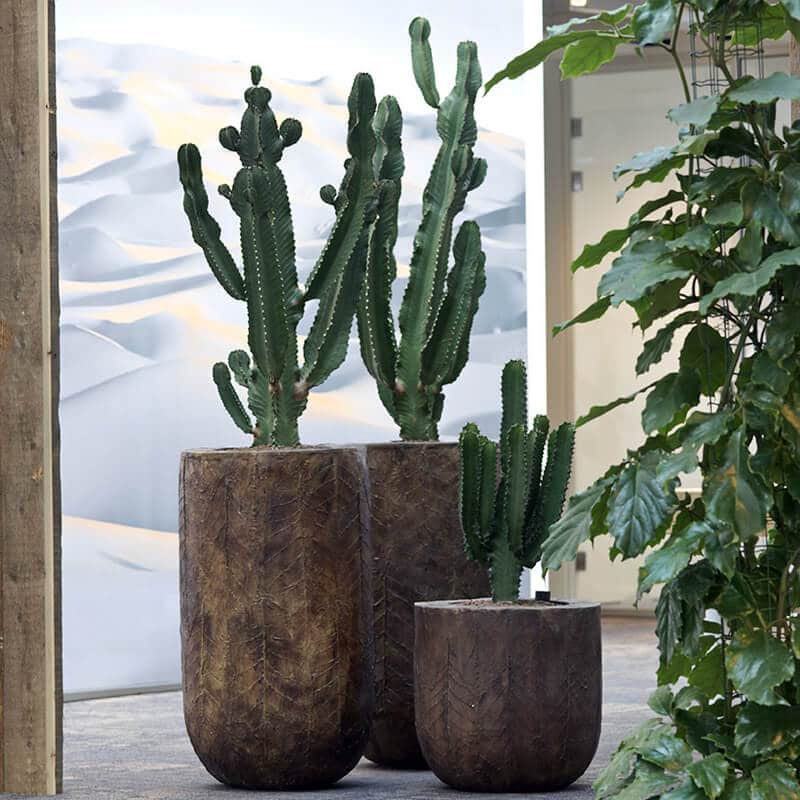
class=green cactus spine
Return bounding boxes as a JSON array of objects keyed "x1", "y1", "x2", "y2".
[
  {"x1": 357, "y1": 17, "x2": 488, "y2": 441},
  {"x1": 178, "y1": 67, "x2": 377, "y2": 446},
  {"x1": 459, "y1": 360, "x2": 576, "y2": 602}
]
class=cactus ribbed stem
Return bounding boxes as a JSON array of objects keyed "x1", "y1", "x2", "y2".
[
  {"x1": 178, "y1": 68, "x2": 376, "y2": 446},
  {"x1": 458, "y1": 360, "x2": 576, "y2": 602},
  {"x1": 357, "y1": 18, "x2": 488, "y2": 442}
]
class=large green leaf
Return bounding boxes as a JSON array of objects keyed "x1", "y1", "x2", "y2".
[
  {"x1": 636, "y1": 312, "x2": 697, "y2": 376},
  {"x1": 484, "y1": 30, "x2": 601, "y2": 92},
  {"x1": 743, "y1": 182, "x2": 800, "y2": 246},
  {"x1": 686, "y1": 753, "x2": 728, "y2": 799},
  {"x1": 541, "y1": 478, "x2": 610, "y2": 571},
  {"x1": 577, "y1": 381, "x2": 657, "y2": 427},
  {"x1": 750, "y1": 760, "x2": 800, "y2": 800},
  {"x1": 642, "y1": 370, "x2": 701, "y2": 434},
  {"x1": 679, "y1": 324, "x2": 732, "y2": 395},
  {"x1": 615, "y1": 145, "x2": 678, "y2": 179},
  {"x1": 561, "y1": 34, "x2": 622, "y2": 79},
  {"x1": 662, "y1": 781, "x2": 707, "y2": 800},
  {"x1": 656, "y1": 581, "x2": 684, "y2": 666},
  {"x1": 553, "y1": 296, "x2": 611, "y2": 336},
  {"x1": 726, "y1": 629, "x2": 795, "y2": 705},
  {"x1": 572, "y1": 227, "x2": 632, "y2": 271},
  {"x1": 681, "y1": 409, "x2": 734, "y2": 450},
  {"x1": 665, "y1": 225, "x2": 714, "y2": 253},
  {"x1": 632, "y1": 0, "x2": 677, "y2": 46},
  {"x1": 706, "y1": 428, "x2": 769, "y2": 541},
  {"x1": 548, "y1": 4, "x2": 632, "y2": 36},
  {"x1": 668, "y1": 95, "x2": 721, "y2": 128},
  {"x1": 699, "y1": 247, "x2": 800, "y2": 313},
  {"x1": 735, "y1": 703, "x2": 800, "y2": 756},
  {"x1": 594, "y1": 744, "x2": 639, "y2": 799},
  {"x1": 607, "y1": 452, "x2": 679, "y2": 558},
  {"x1": 638, "y1": 522, "x2": 706, "y2": 595},
  {"x1": 728, "y1": 73, "x2": 800, "y2": 104},
  {"x1": 599, "y1": 242, "x2": 691, "y2": 307},
  {"x1": 635, "y1": 722, "x2": 693, "y2": 771},
  {"x1": 615, "y1": 761, "x2": 680, "y2": 800}
]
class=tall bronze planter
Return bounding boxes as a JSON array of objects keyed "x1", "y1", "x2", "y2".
[
  {"x1": 415, "y1": 599, "x2": 602, "y2": 792},
  {"x1": 179, "y1": 446, "x2": 373, "y2": 790},
  {"x1": 364, "y1": 441, "x2": 490, "y2": 768}
]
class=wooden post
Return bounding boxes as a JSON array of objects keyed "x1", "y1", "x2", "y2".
[{"x1": 0, "y1": 0, "x2": 62, "y2": 794}]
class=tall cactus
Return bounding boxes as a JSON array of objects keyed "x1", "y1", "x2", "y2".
[
  {"x1": 459, "y1": 360, "x2": 575, "y2": 602},
  {"x1": 178, "y1": 67, "x2": 378, "y2": 446},
  {"x1": 357, "y1": 17, "x2": 488, "y2": 441}
]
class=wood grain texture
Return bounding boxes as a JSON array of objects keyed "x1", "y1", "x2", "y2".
[
  {"x1": 364, "y1": 442, "x2": 490, "y2": 768},
  {"x1": 180, "y1": 447, "x2": 373, "y2": 790},
  {"x1": 0, "y1": 0, "x2": 62, "y2": 793},
  {"x1": 415, "y1": 600, "x2": 602, "y2": 792}
]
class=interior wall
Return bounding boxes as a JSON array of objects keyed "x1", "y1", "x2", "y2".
[{"x1": 565, "y1": 56, "x2": 789, "y2": 610}]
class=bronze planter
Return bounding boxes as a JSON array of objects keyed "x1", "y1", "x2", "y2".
[
  {"x1": 414, "y1": 599, "x2": 602, "y2": 792},
  {"x1": 364, "y1": 441, "x2": 490, "y2": 768},
  {"x1": 179, "y1": 446, "x2": 373, "y2": 790}
]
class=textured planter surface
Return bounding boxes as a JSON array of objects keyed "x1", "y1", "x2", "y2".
[
  {"x1": 415, "y1": 599, "x2": 602, "y2": 792},
  {"x1": 180, "y1": 446, "x2": 373, "y2": 790},
  {"x1": 365, "y1": 441, "x2": 490, "y2": 768}
]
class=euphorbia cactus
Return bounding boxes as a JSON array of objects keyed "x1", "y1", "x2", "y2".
[
  {"x1": 357, "y1": 18, "x2": 488, "y2": 441},
  {"x1": 178, "y1": 66, "x2": 377, "y2": 445},
  {"x1": 459, "y1": 360, "x2": 575, "y2": 602}
]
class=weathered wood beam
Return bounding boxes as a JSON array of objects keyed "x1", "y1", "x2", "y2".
[{"x1": 0, "y1": 0, "x2": 62, "y2": 794}]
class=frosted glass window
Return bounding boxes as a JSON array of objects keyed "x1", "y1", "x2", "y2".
[{"x1": 57, "y1": 0, "x2": 527, "y2": 694}]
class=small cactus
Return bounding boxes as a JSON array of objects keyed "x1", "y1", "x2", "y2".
[
  {"x1": 459, "y1": 360, "x2": 575, "y2": 602},
  {"x1": 178, "y1": 68, "x2": 378, "y2": 445},
  {"x1": 357, "y1": 17, "x2": 488, "y2": 441}
]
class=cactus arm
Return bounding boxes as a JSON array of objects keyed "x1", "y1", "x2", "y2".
[
  {"x1": 522, "y1": 415, "x2": 550, "y2": 560},
  {"x1": 500, "y1": 359, "x2": 528, "y2": 459},
  {"x1": 459, "y1": 423, "x2": 490, "y2": 563},
  {"x1": 358, "y1": 179, "x2": 400, "y2": 408},
  {"x1": 305, "y1": 73, "x2": 378, "y2": 302},
  {"x1": 478, "y1": 437, "x2": 497, "y2": 545},
  {"x1": 177, "y1": 144, "x2": 245, "y2": 301},
  {"x1": 420, "y1": 221, "x2": 486, "y2": 390},
  {"x1": 299, "y1": 74, "x2": 378, "y2": 390},
  {"x1": 525, "y1": 422, "x2": 576, "y2": 565},
  {"x1": 409, "y1": 17, "x2": 440, "y2": 108},
  {"x1": 358, "y1": 94, "x2": 403, "y2": 410},
  {"x1": 539, "y1": 423, "x2": 576, "y2": 528},
  {"x1": 395, "y1": 37, "x2": 482, "y2": 438},
  {"x1": 504, "y1": 423, "x2": 530, "y2": 557},
  {"x1": 230, "y1": 167, "x2": 290, "y2": 383},
  {"x1": 301, "y1": 230, "x2": 369, "y2": 389},
  {"x1": 373, "y1": 95, "x2": 404, "y2": 182},
  {"x1": 227, "y1": 349, "x2": 275, "y2": 445},
  {"x1": 212, "y1": 362, "x2": 253, "y2": 436}
]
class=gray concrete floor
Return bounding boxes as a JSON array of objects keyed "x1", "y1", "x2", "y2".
[{"x1": 23, "y1": 618, "x2": 657, "y2": 799}]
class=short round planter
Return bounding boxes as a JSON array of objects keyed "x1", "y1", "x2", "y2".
[
  {"x1": 414, "y1": 598, "x2": 602, "y2": 793},
  {"x1": 179, "y1": 446, "x2": 373, "y2": 790},
  {"x1": 364, "y1": 441, "x2": 490, "y2": 768}
]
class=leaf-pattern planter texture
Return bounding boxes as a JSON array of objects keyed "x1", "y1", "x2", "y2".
[
  {"x1": 414, "y1": 599, "x2": 602, "y2": 792},
  {"x1": 364, "y1": 441, "x2": 490, "y2": 768},
  {"x1": 179, "y1": 446, "x2": 373, "y2": 790}
]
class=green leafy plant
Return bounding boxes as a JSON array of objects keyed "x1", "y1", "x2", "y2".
[
  {"x1": 458, "y1": 359, "x2": 575, "y2": 601},
  {"x1": 178, "y1": 67, "x2": 377, "y2": 445},
  {"x1": 357, "y1": 18, "x2": 488, "y2": 441},
  {"x1": 489, "y1": 1, "x2": 800, "y2": 797}
]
